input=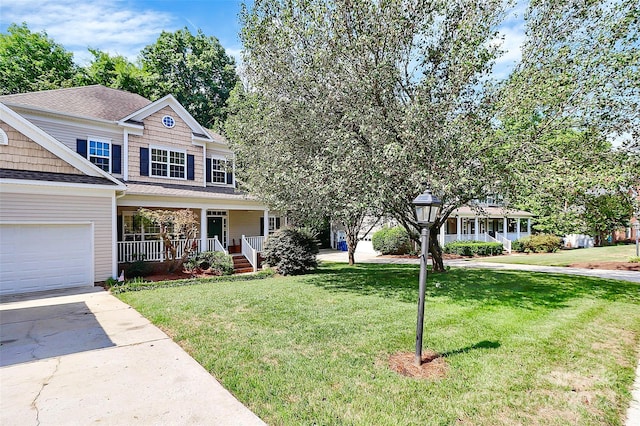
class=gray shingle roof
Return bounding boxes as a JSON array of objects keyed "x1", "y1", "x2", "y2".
[
  {"x1": 0, "y1": 85, "x2": 152, "y2": 121},
  {"x1": 124, "y1": 181, "x2": 258, "y2": 201},
  {"x1": 453, "y1": 206, "x2": 534, "y2": 218},
  {"x1": 0, "y1": 168, "x2": 119, "y2": 186}
]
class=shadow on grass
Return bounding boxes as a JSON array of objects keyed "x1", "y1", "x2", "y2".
[
  {"x1": 441, "y1": 340, "x2": 501, "y2": 358},
  {"x1": 305, "y1": 263, "x2": 640, "y2": 309}
]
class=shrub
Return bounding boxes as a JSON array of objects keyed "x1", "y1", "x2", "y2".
[
  {"x1": 263, "y1": 227, "x2": 319, "y2": 275},
  {"x1": 184, "y1": 251, "x2": 234, "y2": 275},
  {"x1": 629, "y1": 256, "x2": 640, "y2": 263},
  {"x1": 372, "y1": 226, "x2": 411, "y2": 255},
  {"x1": 443, "y1": 241, "x2": 504, "y2": 256},
  {"x1": 126, "y1": 259, "x2": 153, "y2": 278},
  {"x1": 513, "y1": 234, "x2": 563, "y2": 253}
]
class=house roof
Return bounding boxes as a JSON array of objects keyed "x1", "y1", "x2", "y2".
[
  {"x1": 123, "y1": 181, "x2": 258, "y2": 201},
  {"x1": 0, "y1": 168, "x2": 119, "y2": 186},
  {"x1": 0, "y1": 85, "x2": 151, "y2": 121},
  {"x1": 452, "y1": 206, "x2": 534, "y2": 218}
]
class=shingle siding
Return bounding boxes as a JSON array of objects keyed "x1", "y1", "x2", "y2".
[
  {"x1": 127, "y1": 106, "x2": 204, "y2": 185},
  {"x1": 0, "y1": 121, "x2": 84, "y2": 175}
]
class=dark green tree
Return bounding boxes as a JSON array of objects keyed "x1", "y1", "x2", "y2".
[
  {"x1": 140, "y1": 28, "x2": 239, "y2": 129},
  {"x1": 0, "y1": 23, "x2": 77, "y2": 94},
  {"x1": 78, "y1": 49, "x2": 149, "y2": 94}
]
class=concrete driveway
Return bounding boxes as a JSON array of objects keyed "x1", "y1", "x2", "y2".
[{"x1": 0, "y1": 287, "x2": 265, "y2": 425}]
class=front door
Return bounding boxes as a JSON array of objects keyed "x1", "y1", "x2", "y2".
[{"x1": 208, "y1": 216, "x2": 223, "y2": 241}]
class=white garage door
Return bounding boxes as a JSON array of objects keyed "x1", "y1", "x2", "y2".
[{"x1": 0, "y1": 223, "x2": 93, "y2": 295}]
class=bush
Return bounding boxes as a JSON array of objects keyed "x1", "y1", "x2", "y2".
[
  {"x1": 184, "y1": 251, "x2": 234, "y2": 275},
  {"x1": 263, "y1": 227, "x2": 319, "y2": 275},
  {"x1": 629, "y1": 256, "x2": 640, "y2": 263},
  {"x1": 513, "y1": 234, "x2": 563, "y2": 253},
  {"x1": 371, "y1": 226, "x2": 411, "y2": 255},
  {"x1": 126, "y1": 259, "x2": 153, "y2": 278},
  {"x1": 443, "y1": 241, "x2": 504, "y2": 256}
]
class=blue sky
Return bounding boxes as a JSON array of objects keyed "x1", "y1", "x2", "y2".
[
  {"x1": 0, "y1": 0, "x2": 249, "y2": 64},
  {"x1": 1, "y1": 0, "x2": 524, "y2": 78}
]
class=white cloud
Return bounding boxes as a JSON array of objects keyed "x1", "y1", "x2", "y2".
[{"x1": 1, "y1": 0, "x2": 174, "y2": 64}]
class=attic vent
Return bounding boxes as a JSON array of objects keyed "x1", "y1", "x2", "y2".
[{"x1": 162, "y1": 115, "x2": 175, "y2": 128}]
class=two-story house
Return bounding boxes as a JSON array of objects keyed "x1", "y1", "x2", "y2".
[{"x1": 0, "y1": 85, "x2": 276, "y2": 295}]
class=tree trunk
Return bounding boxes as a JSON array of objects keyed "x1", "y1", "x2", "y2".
[
  {"x1": 429, "y1": 225, "x2": 445, "y2": 272},
  {"x1": 345, "y1": 231, "x2": 358, "y2": 266}
]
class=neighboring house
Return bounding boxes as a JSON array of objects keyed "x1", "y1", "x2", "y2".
[
  {"x1": 0, "y1": 85, "x2": 277, "y2": 295},
  {"x1": 438, "y1": 199, "x2": 535, "y2": 252},
  {"x1": 331, "y1": 198, "x2": 534, "y2": 253}
]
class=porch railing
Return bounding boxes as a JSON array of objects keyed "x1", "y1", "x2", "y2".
[
  {"x1": 494, "y1": 233, "x2": 512, "y2": 253},
  {"x1": 244, "y1": 236, "x2": 266, "y2": 253},
  {"x1": 118, "y1": 237, "x2": 225, "y2": 263},
  {"x1": 241, "y1": 235, "x2": 258, "y2": 272}
]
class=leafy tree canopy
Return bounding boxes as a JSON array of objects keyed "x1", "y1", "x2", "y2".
[
  {"x1": 78, "y1": 48, "x2": 149, "y2": 95},
  {"x1": 140, "y1": 27, "x2": 239, "y2": 129},
  {"x1": 0, "y1": 23, "x2": 77, "y2": 94}
]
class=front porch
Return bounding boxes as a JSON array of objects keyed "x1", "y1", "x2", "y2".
[
  {"x1": 438, "y1": 213, "x2": 533, "y2": 253},
  {"x1": 116, "y1": 206, "x2": 279, "y2": 272}
]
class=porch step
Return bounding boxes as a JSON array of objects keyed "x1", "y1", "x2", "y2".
[{"x1": 232, "y1": 254, "x2": 254, "y2": 274}]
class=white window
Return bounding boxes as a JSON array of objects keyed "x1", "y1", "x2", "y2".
[
  {"x1": 122, "y1": 212, "x2": 161, "y2": 242},
  {"x1": 211, "y1": 156, "x2": 233, "y2": 184},
  {"x1": 151, "y1": 147, "x2": 185, "y2": 179},
  {"x1": 269, "y1": 217, "x2": 280, "y2": 232},
  {"x1": 89, "y1": 139, "x2": 110, "y2": 172}
]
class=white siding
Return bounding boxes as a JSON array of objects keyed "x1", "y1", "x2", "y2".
[
  {"x1": 0, "y1": 192, "x2": 113, "y2": 282},
  {"x1": 25, "y1": 116, "x2": 123, "y2": 153}
]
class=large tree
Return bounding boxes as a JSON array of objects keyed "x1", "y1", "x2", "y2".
[
  {"x1": 230, "y1": 0, "x2": 507, "y2": 269},
  {"x1": 140, "y1": 28, "x2": 239, "y2": 129},
  {"x1": 0, "y1": 23, "x2": 77, "y2": 94},
  {"x1": 498, "y1": 0, "x2": 640, "y2": 237}
]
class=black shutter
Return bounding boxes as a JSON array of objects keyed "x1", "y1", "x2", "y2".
[
  {"x1": 226, "y1": 171, "x2": 233, "y2": 185},
  {"x1": 112, "y1": 144, "x2": 122, "y2": 174},
  {"x1": 77, "y1": 139, "x2": 87, "y2": 158},
  {"x1": 140, "y1": 147, "x2": 149, "y2": 176},
  {"x1": 260, "y1": 219, "x2": 264, "y2": 236},
  {"x1": 206, "y1": 158, "x2": 212, "y2": 183},
  {"x1": 276, "y1": 218, "x2": 281, "y2": 229},
  {"x1": 187, "y1": 154, "x2": 195, "y2": 180}
]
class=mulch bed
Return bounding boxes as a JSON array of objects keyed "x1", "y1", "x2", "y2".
[
  {"x1": 388, "y1": 350, "x2": 449, "y2": 379},
  {"x1": 567, "y1": 262, "x2": 640, "y2": 272}
]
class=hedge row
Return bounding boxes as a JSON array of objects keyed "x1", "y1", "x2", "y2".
[{"x1": 443, "y1": 241, "x2": 503, "y2": 256}]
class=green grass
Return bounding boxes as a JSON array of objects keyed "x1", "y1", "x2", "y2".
[
  {"x1": 476, "y1": 244, "x2": 637, "y2": 267},
  {"x1": 117, "y1": 263, "x2": 640, "y2": 425}
]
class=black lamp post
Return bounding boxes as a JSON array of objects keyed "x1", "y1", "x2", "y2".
[{"x1": 412, "y1": 188, "x2": 442, "y2": 366}]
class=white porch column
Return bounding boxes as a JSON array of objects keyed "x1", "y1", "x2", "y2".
[
  {"x1": 475, "y1": 217, "x2": 479, "y2": 241},
  {"x1": 503, "y1": 217, "x2": 508, "y2": 237},
  {"x1": 263, "y1": 209, "x2": 269, "y2": 237},
  {"x1": 330, "y1": 222, "x2": 335, "y2": 249},
  {"x1": 200, "y1": 208, "x2": 207, "y2": 252},
  {"x1": 439, "y1": 223, "x2": 445, "y2": 247},
  {"x1": 527, "y1": 218, "x2": 531, "y2": 235},
  {"x1": 517, "y1": 218, "x2": 521, "y2": 240},
  {"x1": 456, "y1": 216, "x2": 461, "y2": 241}
]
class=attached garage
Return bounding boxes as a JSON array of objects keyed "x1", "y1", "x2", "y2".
[{"x1": 0, "y1": 223, "x2": 93, "y2": 295}]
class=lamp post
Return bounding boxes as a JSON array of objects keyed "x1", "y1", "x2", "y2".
[
  {"x1": 634, "y1": 221, "x2": 639, "y2": 257},
  {"x1": 412, "y1": 188, "x2": 442, "y2": 366}
]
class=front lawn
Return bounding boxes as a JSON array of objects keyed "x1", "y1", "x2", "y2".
[
  {"x1": 476, "y1": 244, "x2": 637, "y2": 267},
  {"x1": 118, "y1": 263, "x2": 640, "y2": 425}
]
